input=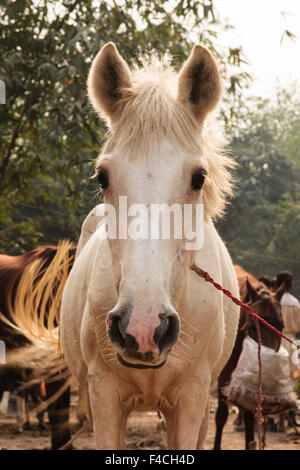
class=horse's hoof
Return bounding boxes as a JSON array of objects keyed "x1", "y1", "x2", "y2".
[
  {"x1": 248, "y1": 440, "x2": 256, "y2": 450},
  {"x1": 23, "y1": 422, "x2": 32, "y2": 431},
  {"x1": 234, "y1": 424, "x2": 245, "y2": 432},
  {"x1": 38, "y1": 423, "x2": 47, "y2": 431},
  {"x1": 59, "y1": 443, "x2": 74, "y2": 451}
]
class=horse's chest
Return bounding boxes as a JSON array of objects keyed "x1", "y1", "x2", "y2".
[
  {"x1": 122, "y1": 393, "x2": 172, "y2": 413},
  {"x1": 117, "y1": 370, "x2": 182, "y2": 413}
]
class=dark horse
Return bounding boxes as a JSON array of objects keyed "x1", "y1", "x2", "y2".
[
  {"x1": 213, "y1": 265, "x2": 286, "y2": 450},
  {"x1": 0, "y1": 243, "x2": 75, "y2": 449}
]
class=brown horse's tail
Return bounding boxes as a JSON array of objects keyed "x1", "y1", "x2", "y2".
[
  {"x1": 0, "y1": 241, "x2": 76, "y2": 415},
  {"x1": 1, "y1": 240, "x2": 75, "y2": 352}
]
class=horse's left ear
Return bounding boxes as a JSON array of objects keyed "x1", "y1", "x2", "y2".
[
  {"x1": 275, "y1": 282, "x2": 286, "y2": 302},
  {"x1": 177, "y1": 45, "x2": 222, "y2": 124},
  {"x1": 87, "y1": 42, "x2": 132, "y2": 123},
  {"x1": 246, "y1": 278, "x2": 260, "y2": 303}
]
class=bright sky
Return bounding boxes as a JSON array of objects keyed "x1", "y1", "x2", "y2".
[{"x1": 215, "y1": 0, "x2": 300, "y2": 96}]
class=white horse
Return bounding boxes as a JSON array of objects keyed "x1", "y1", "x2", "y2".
[{"x1": 59, "y1": 43, "x2": 240, "y2": 449}]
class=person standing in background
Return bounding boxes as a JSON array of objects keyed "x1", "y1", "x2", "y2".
[
  {"x1": 276, "y1": 271, "x2": 300, "y2": 429},
  {"x1": 276, "y1": 271, "x2": 300, "y2": 340}
]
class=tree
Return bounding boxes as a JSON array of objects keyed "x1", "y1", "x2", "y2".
[
  {"x1": 217, "y1": 90, "x2": 300, "y2": 297},
  {"x1": 0, "y1": 0, "x2": 248, "y2": 253}
]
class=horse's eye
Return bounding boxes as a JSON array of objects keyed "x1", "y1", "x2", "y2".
[
  {"x1": 96, "y1": 168, "x2": 109, "y2": 190},
  {"x1": 191, "y1": 169, "x2": 206, "y2": 191}
]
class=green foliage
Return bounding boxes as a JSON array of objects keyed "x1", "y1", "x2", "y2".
[
  {"x1": 0, "y1": 1, "x2": 299, "y2": 300},
  {"x1": 217, "y1": 90, "x2": 300, "y2": 297},
  {"x1": 0, "y1": 0, "x2": 247, "y2": 253}
]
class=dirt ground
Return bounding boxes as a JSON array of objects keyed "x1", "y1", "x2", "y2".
[{"x1": 0, "y1": 396, "x2": 299, "y2": 450}]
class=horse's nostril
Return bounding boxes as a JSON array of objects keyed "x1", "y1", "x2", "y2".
[
  {"x1": 123, "y1": 332, "x2": 139, "y2": 352},
  {"x1": 107, "y1": 313, "x2": 139, "y2": 353},
  {"x1": 153, "y1": 314, "x2": 169, "y2": 344},
  {"x1": 107, "y1": 315, "x2": 126, "y2": 349},
  {"x1": 154, "y1": 313, "x2": 180, "y2": 353}
]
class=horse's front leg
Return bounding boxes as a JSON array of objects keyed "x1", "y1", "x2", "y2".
[
  {"x1": 88, "y1": 370, "x2": 128, "y2": 449},
  {"x1": 15, "y1": 396, "x2": 26, "y2": 433},
  {"x1": 244, "y1": 409, "x2": 256, "y2": 450},
  {"x1": 165, "y1": 379, "x2": 210, "y2": 449},
  {"x1": 213, "y1": 384, "x2": 229, "y2": 450},
  {"x1": 196, "y1": 398, "x2": 210, "y2": 449},
  {"x1": 76, "y1": 385, "x2": 88, "y2": 426}
]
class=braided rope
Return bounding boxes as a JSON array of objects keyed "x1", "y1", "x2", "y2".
[
  {"x1": 253, "y1": 316, "x2": 264, "y2": 450},
  {"x1": 191, "y1": 264, "x2": 300, "y2": 349},
  {"x1": 190, "y1": 264, "x2": 300, "y2": 450}
]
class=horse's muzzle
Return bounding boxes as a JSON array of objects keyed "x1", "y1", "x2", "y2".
[{"x1": 106, "y1": 307, "x2": 180, "y2": 366}]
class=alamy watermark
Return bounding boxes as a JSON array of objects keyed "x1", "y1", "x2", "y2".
[
  {"x1": 0, "y1": 80, "x2": 6, "y2": 104},
  {"x1": 95, "y1": 196, "x2": 204, "y2": 250}
]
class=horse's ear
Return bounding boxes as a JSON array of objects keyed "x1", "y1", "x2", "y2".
[
  {"x1": 87, "y1": 42, "x2": 132, "y2": 123},
  {"x1": 246, "y1": 278, "x2": 259, "y2": 303},
  {"x1": 177, "y1": 45, "x2": 222, "y2": 124},
  {"x1": 275, "y1": 282, "x2": 286, "y2": 302}
]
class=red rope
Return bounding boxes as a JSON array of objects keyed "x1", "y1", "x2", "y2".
[
  {"x1": 253, "y1": 317, "x2": 264, "y2": 450},
  {"x1": 191, "y1": 264, "x2": 300, "y2": 450},
  {"x1": 191, "y1": 265, "x2": 300, "y2": 349}
]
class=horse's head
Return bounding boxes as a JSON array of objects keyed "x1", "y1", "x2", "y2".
[
  {"x1": 87, "y1": 43, "x2": 233, "y2": 368},
  {"x1": 244, "y1": 278, "x2": 285, "y2": 350}
]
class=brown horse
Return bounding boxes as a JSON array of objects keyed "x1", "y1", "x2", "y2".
[
  {"x1": 0, "y1": 243, "x2": 75, "y2": 449},
  {"x1": 213, "y1": 265, "x2": 286, "y2": 450}
]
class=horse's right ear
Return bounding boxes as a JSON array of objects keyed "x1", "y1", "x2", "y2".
[
  {"x1": 177, "y1": 45, "x2": 222, "y2": 125},
  {"x1": 87, "y1": 43, "x2": 132, "y2": 123}
]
